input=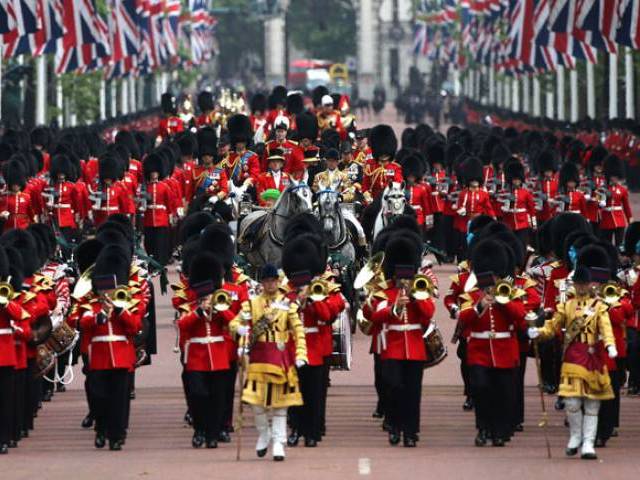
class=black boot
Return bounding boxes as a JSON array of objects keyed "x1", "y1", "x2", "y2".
[
  {"x1": 287, "y1": 430, "x2": 300, "y2": 447},
  {"x1": 192, "y1": 432, "x2": 205, "y2": 448},
  {"x1": 304, "y1": 437, "x2": 318, "y2": 447},
  {"x1": 218, "y1": 430, "x2": 231, "y2": 443},
  {"x1": 184, "y1": 411, "x2": 193, "y2": 426},
  {"x1": 0, "y1": 444, "x2": 8, "y2": 454},
  {"x1": 403, "y1": 435, "x2": 417, "y2": 447},
  {"x1": 388, "y1": 431, "x2": 401, "y2": 446},
  {"x1": 42, "y1": 390, "x2": 53, "y2": 402},
  {"x1": 475, "y1": 429, "x2": 488, "y2": 447},
  {"x1": 206, "y1": 438, "x2": 218, "y2": 449},
  {"x1": 56, "y1": 384, "x2": 66, "y2": 393},
  {"x1": 8, "y1": 440, "x2": 17, "y2": 448},
  {"x1": 463, "y1": 396, "x2": 474, "y2": 411},
  {"x1": 81, "y1": 414, "x2": 94, "y2": 429},
  {"x1": 492, "y1": 437, "x2": 505, "y2": 447},
  {"x1": 108, "y1": 439, "x2": 123, "y2": 451},
  {"x1": 94, "y1": 434, "x2": 106, "y2": 449}
]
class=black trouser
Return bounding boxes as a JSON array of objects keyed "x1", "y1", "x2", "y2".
[
  {"x1": 143, "y1": 226, "x2": 170, "y2": 266},
  {"x1": 457, "y1": 339, "x2": 471, "y2": 398},
  {"x1": 381, "y1": 359, "x2": 424, "y2": 438},
  {"x1": 0, "y1": 367, "x2": 14, "y2": 445},
  {"x1": 514, "y1": 228, "x2": 530, "y2": 249},
  {"x1": 297, "y1": 364, "x2": 324, "y2": 441},
  {"x1": 223, "y1": 361, "x2": 237, "y2": 431},
  {"x1": 453, "y1": 229, "x2": 466, "y2": 261},
  {"x1": 515, "y1": 352, "x2": 528, "y2": 426},
  {"x1": 12, "y1": 369, "x2": 26, "y2": 441},
  {"x1": 589, "y1": 221, "x2": 600, "y2": 238},
  {"x1": 599, "y1": 227, "x2": 625, "y2": 247},
  {"x1": 59, "y1": 227, "x2": 80, "y2": 259},
  {"x1": 320, "y1": 358, "x2": 330, "y2": 434},
  {"x1": 184, "y1": 370, "x2": 227, "y2": 441},
  {"x1": 469, "y1": 365, "x2": 516, "y2": 440},
  {"x1": 124, "y1": 372, "x2": 135, "y2": 430},
  {"x1": 627, "y1": 328, "x2": 640, "y2": 388},
  {"x1": 373, "y1": 353, "x2": 387, "y2": 416},
  {"x1": 81, "y1": 354, "x2": 94, "y2": 420},
  {"x1": 442, "y1": 215, "x2": 456, "y2": 258},
  {"x1": 25, "y1": 360, "x2": 38, "y2": 430},
  {"x1": 597, "y1": 360, "x2": 625, "y2": 442},
  {"x1": 89, "y1": 369, "x2": 129, "y2": 442},
  {"x1": 430, "y1": 213, "x2": 446, "y2": 253},
  {"x1": 539, "y1": 338, "x2": 561, "y2": 389}
]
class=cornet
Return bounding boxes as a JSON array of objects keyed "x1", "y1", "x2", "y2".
[
  {"x1": 494, "y1": 280, "x2": 515, "y2": 305},
  {"x1": 110, "y1": 287, "x2": 132, "y2": 309},
  {"x1": 411, "y1": 274, "x2": 434, "y2": 300},
  {"x1": 212, "y1": 289, "x2": 232, "y2": 312},
  {"x1": 309, "y1": 279, "x2": 329, "y2": 302},
  {"x1": 0, "y1": 281, "x2": 14, "y2": 305},
  {"x1": 600, "y1": 282, "x2": 622, "y2": 305}
]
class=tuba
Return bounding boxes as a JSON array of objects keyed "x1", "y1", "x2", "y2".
[{"x1": 0, "y1": 281, "x2": 14, "y2": 306}]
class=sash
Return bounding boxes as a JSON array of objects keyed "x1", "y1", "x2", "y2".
[{"x1": 231, "y1": 152, "x2": 253, "y2": 182}]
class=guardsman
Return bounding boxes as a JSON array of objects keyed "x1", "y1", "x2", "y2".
[
  {"x1": 249, "y1": 93, "x2": 270, "y2": 144},
  {"x1": 256, "y1": 149, "x2": 291, "y2": 207},
  {"x1": 230, "y1": 263, "x2": 308, "y2": 462},
  {"x1": 535, "y1": 150, "x2": 559, "y2": 224},
  {"x1": 529, "y1": 245, "x2": 617, "y2": 460},
  {"x1": 556, "y1": 161, "x2": 587, "y2": 216},
  {"x1": 459, "y1": 238, "x2": 526, "y2": 447},
  {"x1": 195, "y1": 90, "x2": 218, "y2": 128},
  {"x1": 141, "y1": 152, "x2": 173, "y2": 266},
  {"x1": 0, "y1": 160, "x2": 36, "y2": 231},
  {"x1": 158, "y1": 93, "x2": 185, "y2": 140},
  {"x1": 584, "y1": 145, "x2": 608, "y2": 233},
  {"x1": 44, "y1": 154, "x2": 84, "y2": 245},
  {"x1": 369, "y1": 235, "x2": 435, "y2": 447},
  {"x1": 362, "y1": 125, "x2": 403, "y2": 203},
  {"x1": 316, "y1": 95, "x2": 345, "y2": 140},
  {"x1": 80, "y1": 245, "x2": 141, "y2": 451},
  {"x1": 600, "y1": 154, "x2": 632, "y2": 247},
  {"x1": 452, "y1": 157, "x2": 495, "y2": 259},
  {"x1": 265, "y1": 86, "x2": 289, "y2": 127},
  {"x1": 402, "y1": 152, "x2": 433, "y2": 232},
  {"x1": 177, "y1": 252, "x2": 233, "y2": 449},
  {"x1": 500, "y1": 160, "x2": 536, "y2": 246},
  {"x1": 89, "y1": 155, "x2": 131, "y2": 227},
  {"x1": 192, "y1": 127, "x2": 229, "y2": 201},
  {"x1": 223, "y1": 114, "x2": 261, "y2": 191}
]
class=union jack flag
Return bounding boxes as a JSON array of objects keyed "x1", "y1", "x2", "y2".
[{"x1": 615, "y1": 0, "x2": 640, "y2": 49}]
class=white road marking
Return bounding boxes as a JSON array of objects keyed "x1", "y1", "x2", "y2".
[{"x1": 358, "y1": 457, "x2": 371, "y2": 475}]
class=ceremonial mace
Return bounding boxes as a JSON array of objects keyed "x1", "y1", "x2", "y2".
[{"x1": 526, "y1": 311, "x2": 552, "y2": 459}]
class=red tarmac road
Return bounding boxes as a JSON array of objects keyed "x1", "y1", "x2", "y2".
[{"x1": 4, "y1": 108, "x2": 640, "y2": 480}]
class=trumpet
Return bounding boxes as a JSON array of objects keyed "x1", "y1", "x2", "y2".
[
  {"x1": 212, "y1": 289, "x2": 232, "y2": 312},
  {"x1": 309, "y1": 279, "x2": 329, "y2": 302},
  {"x1": 110, "y1": 287, "x2": 132, "y2": 309},
  {"x1": 494, "y1": 280, "x2": 515, "y2": 305},
  {"x1": 0, "y1": 281, "x2": 14, "y2": 306},
  {"x1": 600, "y1": 282, "x2": 622, "y2": 305},
  {"x1": 411, "y1": 274, "x2": 435, "y2": 300}
]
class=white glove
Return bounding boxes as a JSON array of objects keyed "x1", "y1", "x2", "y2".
[
  {"x1": 236, "y1": 325, "x2": 250, "y2": 337},
  {"x1": 527, "y1": 327, "x2": 540, "y2": 339},
  {"x1": 607, "y1": 345, "x2": 618, "y2": 359},
  {"x1": 208, "y1": 195, "x2": 219, "y2": 205},
  {"x1": 237, "y1": 346, "x2": 248, "y2": 357},
  {"x1": 599, "y1": 201, "x2": 606, "y2": 208},
  {"x1": 501, "y1": 205, "x2": 509, "y2": 213},
  {"x1": 295, "y1": 359, "x2": 307, "y2": 369}
]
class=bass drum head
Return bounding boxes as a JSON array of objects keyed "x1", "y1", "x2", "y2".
[
  {"x1": 423, "y1": 323, "x2": 447, "y2": 369},
  {"x1": 330, "y1": 309, "x2": 352, "y2": 371}
]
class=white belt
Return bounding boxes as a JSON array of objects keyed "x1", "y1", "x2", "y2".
[
  {"x1": 53, "y1": 203, "x2": 71, "y2": 208},
  {"x1": 568, "y1": 209, "x2": 581, "y2": 213},
  {"x1": 97, "y1": 207, "x2": 119, "y2": 212},
  {"x1": 412, "y1": 205, "x2": 422, "y2": 210},
  {"x1": 512, "y1": 208, "x2": 527, "y2": 213},
  {"x1": 470, "y1": 331, "x2": 511, "y2": 339},
  {"x1": 92, "y1": 335, "x2": 127, "y2": 343},
  {"x1": 304, "y1": 327, "x2": 320, "y2": 334},
  {"x1": 605, "y1": 206, "x2": 622, "y2": 211},
  {"x1": 188, "y1": 336, "x2": 224, "y2": 344},
  {"x1": 0, "y1": 328, "x2": 13, "y2": 335},
  {"x1": 388, "y1": 324, "x2": 422, "y2": 332},
  {"x1": 147, "y1": 205, "x2": 166, "y2": 210}
]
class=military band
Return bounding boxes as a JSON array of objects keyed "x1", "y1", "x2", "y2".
[{"x1": 0, "y1": 83, "x2": 640, "y2": 466}]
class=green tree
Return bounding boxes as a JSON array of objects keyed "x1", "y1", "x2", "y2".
[{"x1": 287, "y1": 0, "x2": 356, "y2": 61}]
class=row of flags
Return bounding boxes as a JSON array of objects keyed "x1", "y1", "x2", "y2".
[
  {"x1": 0, "y1": 0, "x2": 217, "y2": 78},
  {"x1": 413, "y1": 0, "x2": 640, "y2": 76}
]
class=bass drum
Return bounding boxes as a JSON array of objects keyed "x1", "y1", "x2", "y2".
[
  {"x1": 330, "y1": 309, "x2": 352, "y2": 371},
  {"x1": 423, "y1": 321, "x2": 447, "y2": 369},
  {"x1": 46, "y1": 321, "x2": 79, "y2": 355},
  {"x1": 35, "y1": 344, "x2": 56, "y2": 378}
]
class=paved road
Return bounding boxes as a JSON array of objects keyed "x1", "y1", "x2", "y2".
[{"x1": 4, "y1": 106, "x2": 640, "y2": 480}]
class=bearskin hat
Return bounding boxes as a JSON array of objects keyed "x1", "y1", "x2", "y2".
[
  {"x1": 504, "y1": 160, "x2": 525, "y2": 184},
  {"x1": 550, "y1": 212, "x2": 591, "y2": 259},
  {"x1": 559, "y1": 161, "x2": 580, "y2": 187},
  {"x1": 562, "y1": 230, "x2": 595, "y2": 265},
  {"x1": 27, "y1": 227, "x2": 48, "y2": 268},
  {"x1": 469, "y1": 215, "x2": 495, "y2": 235},
  {"x1": 536, "y1": 150, "x2": 557, "y2": 174},
  {"x1": 104, "y1": 214, "x2": 135, "y2": 245},
  {"x1": 98, "y1": 153, "x2": 122, "y2": 182},
  {"x1": 0, "y1": 229, "x2": 39, "y2": 277},
  {"x1": 588, "y1": 145, "x2": 608, "y2": 171},
  {"x1": 0, "y1": 142, "x2": 14, "y2": 163},
  {"x1": 199, "y1": 224, "x2": 235, "y2": 277},
  {"x1": 50, "y1": 154, "x2": 74, "y2": 180},
  {"x1": 2, "y1": 160, "x2": 26, "y2": 189},
  {"x1": 470, "y1": 238, "x2": 512, "y2": 279},
  {"x1": 74, "y1": 239, "x2": 104, "y2": 275},
  {"x1": 320, "y1": 129, "x2": 340, "y2": 151},
  {"x1": 0, "y1": 245, "x2": 9, "y2": 281},
  {"x1": 272, "y1": 85, "x2": 288, "y2": 102},
  {"x1": 534, "y1": 220, "x2": 553, "y2": 256},
  {"x1": 188, "y1": 251, "x2": 223, "y2": 292},
  {"x1": 92, "y1": 245, "x2": 132, "y2": 290},
  {"x1": 603, "y1": 154, "x2": 625, "y2": 181},
  {"x1": 4, "y1": 246, "x2": 23, "y2": 290},
  {"x1": 575, "y1": 244, "x2": 611, "y2": 283},
  {"x1": 595, "y1": 240, "x2": 619, "y2": 280},
  {"x1": 143, "y1": 152, "x2": 166, "y2": 181},
  {"x1": 28, "y1": 223, "x2": 56, "y2": 258},
  {"x1": 161, "y1": 92, "x2": 177, "y2": 115},
  {"x1": 30, "y1": 126, "x2": 51, "y2": 149},
  {"x1": 286, "y1": 93, "x2": 304, "y2": 115},
  {"x1": 180, "y1": 237, "x2": 200, "y2": 276},
  {"x1": 624, "y1": 221, "x2": 640, "y2": 257},
  {"x1": 95, "y1": 226, "x2": 130, "y2": 255},
  {"x1": 227, "y1": 114, "x2": 253, "y2": 146},
  {"x1": 401, "y1": 128, "x2": 417, "y2": 149},
  {"x1": 284, "y1": 213, "x2": 323, "y2": 243},
  {"x1": 197, "y1": 126, "x2": 218, "y2": 158},
  {"x1": 115, "y1": 130, "x2": 141, "y2": 160},
  {"x1": 181, "y1": 212, "x2": 216, "y2": 244},
  {"x1": 491, "y1": 231, "x2": 525, "y2": 270},
  {"x1": 382, "y1": 235, "x2": 421, "y2": 280},
  {"x1": 282, "y1": 236, "x2": 326, "y2": 283},
  {"x1": 401, "y1": 152, "x2": 427, "y2": 179},
  {"x1": 370, "y1": 124, "x2": 397, "y2": 160},
  {"x1": 491, "y1": 142, "x2": 511, "y2": 169},
  {"x1": 296, "y1": 112, "x2": 319, "y2": 141},
  {"x1": 312, "y1": 85, "x2": 329, "y2": 107},
  {"x1": 462, "y1": 156, "x2": 484, "y2": 186},
  {"x1": 176, "y1": 132, "x2": 197, "y2": 157},
  {"x1": 250, "y1": 92, "x2": 268, "y2": 114},
  {"x1": 197, "y1": 91, "x2": 214, "y2": 113}
]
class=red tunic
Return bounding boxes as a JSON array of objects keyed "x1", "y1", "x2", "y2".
[
  {"x1": 192, "y1": 165, "x2": 229, "y2": 198},
  {"x1": 500, "y1": 187, "x2": 536, "y2": 231},
  {"x1": 223, "y1": 151, "x2": 261, "y2": 185},
  {"x1": 361, "y1": 160, "x2": 403, "y2": 201},
  {"x1": 584, "y1": 174, "x2": 606, "y2": 223},
  {"x1": 265, "y1": 139, "x2": 301, "y2": 172},
  {"x1": 142, "y1": 181, "x2": 173, "y2": 227},
  {"x1": 178, "y1": 308, "x2": 234, "y2": 372},
  {"x1": 90, "y1": 184, "x2": 131, "y2": 226},
  {"x1": 406, "y1": 183, "x2": 433, "y2": 225},
  {"x1": 0, "y1": 301, "x2": 29, "y2": 367},
  {"x1": 599, "y1": 183, "x2": 632, "y2": 230},
  {"x1": 453, "y1": 188, "x2": 495, "y2": 232},
  {"x1": 44, "y1": 182, "x2": 82, "y2": 228},
  {"x1": 537, "y1": 177, "x2": 558, "y2": 222},
  {"x1": 158, "y1": 116, "x2": 185, "y2": 139},
  {"x1": 255, "y1": 171, "x2": 291, "y2": 206},
  {"x1": 0, "y1": 191, "x2": 35, "y2": 231}
]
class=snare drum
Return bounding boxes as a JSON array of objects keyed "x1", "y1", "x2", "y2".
[
  {"x1": 35, "y1": 344, "x2": 56, "y2": 378},
  {"x1": 329, "y1": 310, "x2": 352, "y2": 371},
  {"x1": 46, "y1": 322, "x2": 79, "y2": 355},
  {"x1": 423, "y1": 322, "x2": 447, "y2": 369}
]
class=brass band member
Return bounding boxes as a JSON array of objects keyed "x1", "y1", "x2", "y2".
[
  {"x1": 528, "y1": 245, "x2": 617, "y2": 460},
  {"x1": 230, "y1": 264, "x2": 307, "y2": 462}
]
